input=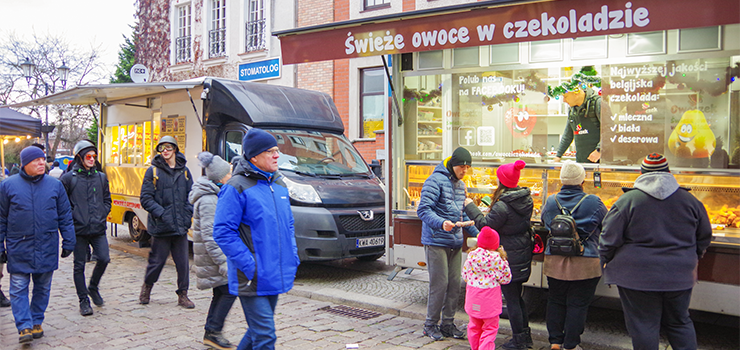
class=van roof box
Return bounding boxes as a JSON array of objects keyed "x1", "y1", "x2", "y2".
[
  {"x1": 11, "y1": 77, "x2": 345, "y2": 134},
  {"x1": 205, "y1": 79, "x2": 344, "y2": 134}
]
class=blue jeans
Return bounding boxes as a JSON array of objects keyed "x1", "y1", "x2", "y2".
[
  {"x1": 237, "y1": 294, "x2": 279, "y2": 350},
  {"x1": 205, "y1": 284, "x2": 237, "y2": 332},
  {"x1": 9, "y1": 271, "x2": 54, "y2": 331}
]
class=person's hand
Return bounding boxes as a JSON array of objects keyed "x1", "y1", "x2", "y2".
[
  {"x1": 61, "y1": 249, "x2": 72, "y2": 258},
  {"x1": 0, "y1": 251, "x2": 7, "y2": 264},
  {"x1": 219, "y1": 263, "x2": 228, "y2": 277},
  {"x1": 464, "y1": 198, "x2": 473, "y2": 206},
  {"x1": 588, "y1": 150, "x2": 601, "y2": 162},
  {"x1": 442, "y1": 220, "x2": 455, "y2": 231},
  {"x1": 553, "y1": 156, "x2": 561, "y2": 162}
]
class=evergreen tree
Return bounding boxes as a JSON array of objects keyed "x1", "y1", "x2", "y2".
[
  {"x1": 86, "y1": 122, "x2": 98, "y2": 145},
  {"x1": 111, "y1": 27, "x2": 137, "y2": 83}
]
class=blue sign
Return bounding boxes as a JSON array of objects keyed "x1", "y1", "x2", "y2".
[{"x1": 238, "y1": 58, "x2": 281, "y2": 82}]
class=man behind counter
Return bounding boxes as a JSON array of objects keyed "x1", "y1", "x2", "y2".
[{"x1": 549, "y1": 66, "x2": 603, "y2": 163}]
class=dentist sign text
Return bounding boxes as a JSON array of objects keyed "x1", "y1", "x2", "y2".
[{"x1": 239, "y1": 58, "x2": 281, "y2": 82}]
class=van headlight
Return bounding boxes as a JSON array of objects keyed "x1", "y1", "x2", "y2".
[{"x1": 283, "y1": 177, "x2": 322, "y2": 204}]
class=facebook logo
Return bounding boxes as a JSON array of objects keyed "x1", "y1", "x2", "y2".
[{"x1": 459, "y1": 127, "x2": 476, "y2": 146}]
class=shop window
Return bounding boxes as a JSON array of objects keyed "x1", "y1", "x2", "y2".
[
  {"x1": 175, "y1": 4, "x2": 192, "y2": 63},
  {"x1": 403, "y1": 75, "x2": 443, "y2": 161},
  {"x1": 245, "y1": 0, "x2": 266, "y2": 52},
  {"x1": 529, "y1": 39, "x2": 563, "y2": 62},
  {"x1": 679, "y1": 26, "x2": 721, "y2": 52},
  {"x1": 143, "y1": 121, "x2": 153, "y2": 165},
  {"x1": 453, "y1": 47, "x2": 479, "y2": 67},
  {"x1": 209, "y1": 0, "x2": 226, "y2": 58},
  {"x1": 364, "y1": 0, "x2": 390, "y2": 10},
  {"x1": 360, "y1": 67, "x2": 386, "y2": 138},
  {"x1": 490, "y1": 43, "x2": 519, "y2": 65},
  {"x1": 418, "y1": 51, "x2": 443, "y2": 69},
  {"x1": 627, "y1": 31, "x2": 665, "y2": 56},
  {"x1": 106, "y1": 125, "x2": 120, "y2": 164},
  {"x1": 572, "y1": 36, "x2": 607, "y2": 60}
]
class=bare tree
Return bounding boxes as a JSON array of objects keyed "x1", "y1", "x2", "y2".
[{"x1": 0, "y1": 32, "x2": 108, "y2": 158}]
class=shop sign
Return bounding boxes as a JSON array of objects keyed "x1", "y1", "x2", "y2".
[
  {"x1": 278, "y1": 0, "x2": 739, "y2": 64},
  {"x1": 238, "y1": 58, "x2": 281, "y2": 82}
]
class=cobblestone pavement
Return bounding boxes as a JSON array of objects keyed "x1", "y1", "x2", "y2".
[{"x1": 1, "y1": 226, "x2": 737, "y2": 349}]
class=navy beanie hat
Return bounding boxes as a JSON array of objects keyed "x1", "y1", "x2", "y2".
[
  {"x1": 20, "y1": 146, "x2": 46, "y2": 168},
  {"x1": 242, "y1": 128, "x2": 278, "y2": 160}
]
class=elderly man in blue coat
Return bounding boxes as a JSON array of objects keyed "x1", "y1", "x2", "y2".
[{"x1": 0, "y1": 146, "x2": 75, "y2": 344}]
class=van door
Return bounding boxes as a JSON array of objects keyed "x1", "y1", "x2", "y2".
[{"x1": 219, "y1": 125, "x2": 246, "y2": 163}]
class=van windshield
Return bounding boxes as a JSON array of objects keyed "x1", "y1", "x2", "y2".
[{"x1": 265, "y1": 129, "x2": 372, "y2": 177}]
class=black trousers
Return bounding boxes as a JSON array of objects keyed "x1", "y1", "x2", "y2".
[
  {"x1": 73, "y1": 235, "x2": 110, "y2": 300},
  {"x1": 501, "y1": 281, "x2": 529, "y2": 334},
  {"x1": 618, "y1": 286, "x2": 697, "y2": 350},
  {"x1": 144, "y1": 235, "x2": 190, "y2": 293},
  {"x1": 546, "y1": 276, "x2": 600, "y2": 348}
]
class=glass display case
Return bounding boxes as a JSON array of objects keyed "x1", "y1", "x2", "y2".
[{"x1": 402, "y1": 162, "x2": 740, "y2": 246}]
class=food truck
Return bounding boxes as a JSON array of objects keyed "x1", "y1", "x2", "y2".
[
  {"x1": 15, "y1": 78, "x2": 386, "y2": 262},
  {"x1": 276, "y1": 0, "x2": 740, "y2": 315}
]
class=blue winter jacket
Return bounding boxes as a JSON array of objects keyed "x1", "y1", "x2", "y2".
[
  {"x1": 418, "y1": 161, "x2": 478, "y2": 249},
  {"x1": 541, "y1": 185, "x2": 607, "y2": 258},
  {"x1": 213, "y1": 156, "x2": 300, "y2": 297},
  {"x1": 0, "y1": 170, "x2": 76, "y2": 274}
]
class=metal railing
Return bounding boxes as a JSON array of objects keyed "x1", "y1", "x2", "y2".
[
  {"x1": 175, "y1": 36, "x2": 191, "y2": 63},
  {"x1": 209, "y1": 28, "x2": 227, "y2": 58},
  {"x1": 245, "y1": 19, "x2": 266, "y2": 52}
]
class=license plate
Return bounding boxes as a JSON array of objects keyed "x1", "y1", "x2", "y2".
[{"x1": 356, "y1": 236, "x2": 384, "y2": 248}]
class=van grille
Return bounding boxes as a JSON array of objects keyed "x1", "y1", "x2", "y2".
[{"x1": 338, "y1": 213, "x2": 385, "y2": 232}]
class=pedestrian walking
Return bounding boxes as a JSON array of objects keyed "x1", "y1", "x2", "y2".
[
  {"x1": 599, "y1": 153, "x2": 712, "y2": 350},
  {"x1": 138, "y1": 136, "x2": 195, "y2": 308},
  {"x1": 213, "y1": 128, "x2": 300, "y2": 350},
  {"x1": 49, "y1": 161, "x2": 63, "y2": 178},
  {"x1": 463, "y1": 226, "x2": 512, "y2": 350},
  {"x1": 60, "y1": 140, "x2": 112, "y2": 316},
  {"x1": 540, "y1": 161, "x2": 607, "y2": 350},
  {"x1": 190, "y1": 151, "x2": 236, "y2": 350},
  {"x1": 0, "y1": 146, "x2": 75, "y2": 343},
  {"x1": 417, "y1": 146, "x2": 479, "y2": 341},
  {"x1": 464, "y1": 160, "x2": 534, "y2": 350}
]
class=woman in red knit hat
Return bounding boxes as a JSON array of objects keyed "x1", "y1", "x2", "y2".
[{"x1": 464, "y1": 160, "x2": 534, "y2": 350}]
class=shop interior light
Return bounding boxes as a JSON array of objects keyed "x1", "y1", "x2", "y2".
[
  {"x1": 15, "y1": 137, "x2": 21, "y2": 142},
  {"x1": 3, "y1": 139, "x2": 8, "y2": 145}
]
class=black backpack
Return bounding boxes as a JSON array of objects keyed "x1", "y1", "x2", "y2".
[{"x1": 547, "y1": 194, "x2": 591, "y2": 256}]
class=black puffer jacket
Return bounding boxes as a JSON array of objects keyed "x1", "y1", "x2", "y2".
[
  {"x1": 140, "y1": 153, "x2": 193, "y2": 237},
  {"x1": 465, "y1": 187, "x2": 534, "y2": 282},
  {"x1": 60, "y1": 162, "x2": 112, "y2": 236}
]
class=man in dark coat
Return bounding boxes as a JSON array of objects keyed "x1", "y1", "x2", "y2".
[
  {"x1": 60, "y1": 140, "x2": 112, "y2": 316},
  {"x1": 138, "y1": 136, "x2": 195, "y2": 308},
  {"x1": 0, "y1": 146, "x2": 75, "y2": 343},
  {"x1": 417, "y1": 147, "x2": 479, "y2": 341},
  {"x1": 599, "y1": 153, "x2": 712, "y2": 350}
]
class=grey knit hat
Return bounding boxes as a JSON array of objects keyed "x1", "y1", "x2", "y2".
[
  {"x1": 197, "y1": 152, "x2": 231, "y2": 183},
  {"x1": 560, "y1": 160, "x2": 586, "y2": 185}
]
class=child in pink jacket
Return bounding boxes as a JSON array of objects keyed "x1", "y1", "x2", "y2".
[{"x1": 463, "y1": 226, "x2": 512, "y2": 350}]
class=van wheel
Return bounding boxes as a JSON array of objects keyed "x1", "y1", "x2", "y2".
[
  {"x1": 356, "y1": 253, "x2": 384, "y2": 262},
  {"x1": 129, "y1": 215, "x2": 150, "y2": 242}
]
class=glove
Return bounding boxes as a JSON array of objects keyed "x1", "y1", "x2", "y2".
[
  {"x1": 61, "y1": 249, "x2": 73, "y2": 258},
  {"x1": 0, "y1": 251, "x2": 7, "y2": 264}
]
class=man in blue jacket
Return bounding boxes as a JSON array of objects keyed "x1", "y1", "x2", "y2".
[
  {"x1": 417, "y1": 147, "x2": 479, "y2": 341},
  {"x1": 213, "y1": 128, "x2": 300, "y2": 350},
  {"x1": 0, "y1": 146, "x2": 75, "y2": 343}
]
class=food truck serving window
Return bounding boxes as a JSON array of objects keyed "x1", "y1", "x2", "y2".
[{"x1": 105, "y1": 121, "x2": 155, "y2": 166}]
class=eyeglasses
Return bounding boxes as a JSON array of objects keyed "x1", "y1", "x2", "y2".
[
  {"x1": 85, "y1": 153, "x2": 97, "y2": 160},
  {"x1": 263, "y1": 149, "x2": 280, "y2": 156},
  {"x1": 160, "y1": 146, "x2": 175, "y2": 152}
]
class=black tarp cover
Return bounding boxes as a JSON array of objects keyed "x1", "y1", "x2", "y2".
[{"x1": 0, "y1": 107, "x2": 41, "y2": 137}]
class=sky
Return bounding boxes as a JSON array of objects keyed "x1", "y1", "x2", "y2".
[{"x1": 0, "y1": 0, "x2": 137, "y2": 81}]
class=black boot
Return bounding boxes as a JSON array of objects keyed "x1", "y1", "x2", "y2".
[
  {"x1": 89, "y1": 286, "x2": 104, "y2": 306},
  {"x1": 502, "y1": 332, "x2": 528, "y2": 350},
  {"x1": 79, "y1": 297, "x2": 93, "y2": 316},
  {"x1": 0, "y1": 290, "x2": 10, "y2": 307},
  {"x1": 523, "y1": 327, "x2": 533, "y2": 348},
  {"x1": 204, "y1": 330, "x2": 236, "y2": 350}
]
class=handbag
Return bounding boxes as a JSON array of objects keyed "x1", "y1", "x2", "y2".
[{"x1": 530, "y1": 227, "x2": 544, "y2": 254}]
